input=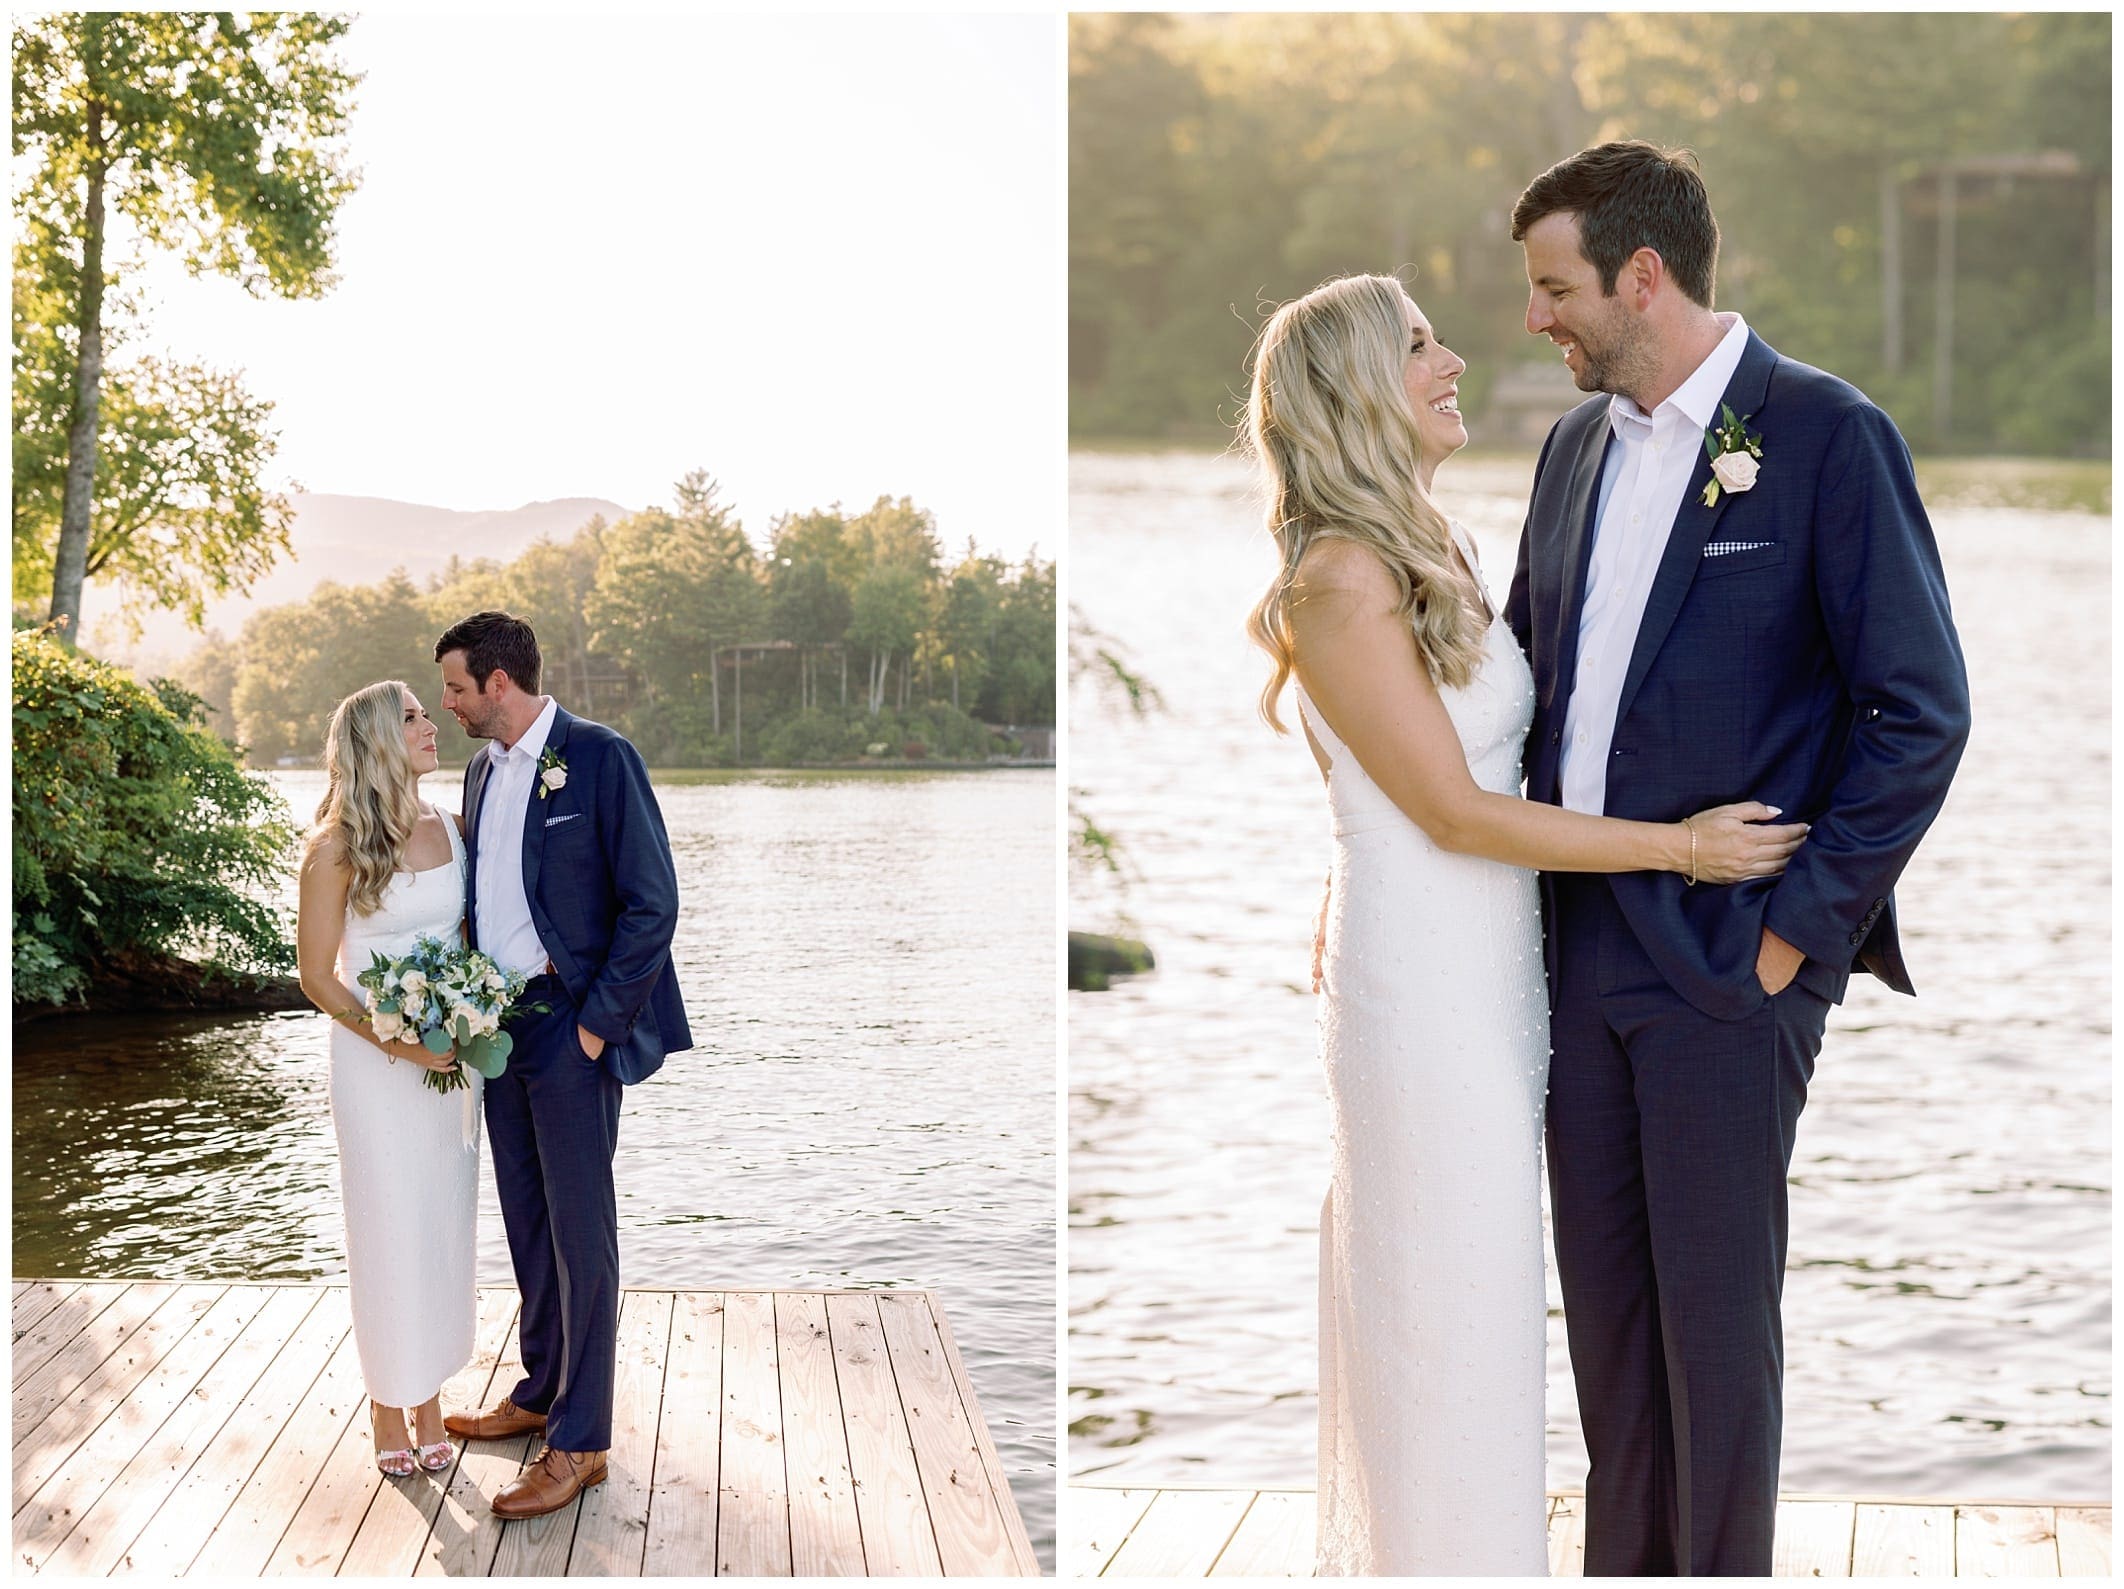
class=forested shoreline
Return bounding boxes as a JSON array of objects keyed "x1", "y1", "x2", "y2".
[
  {"x1": 171, "y1": 473, "x2": 1056, "y2": 770},
  {"x1": 1071, "y1": 13, "x2": 2109, "y2": 456}
]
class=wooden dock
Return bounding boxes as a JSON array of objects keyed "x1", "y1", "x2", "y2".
[
  {"x1": 1069, "y1": 1484, "x2": 2112, "y2": 1578},
  {"x1": 13, "y1": 1278, "x2": 1038, "y2": 1577}
]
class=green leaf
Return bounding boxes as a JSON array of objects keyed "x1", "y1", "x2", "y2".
[{"x1": 422, "y1": 1027, "x2": 452, "y2": 1055}]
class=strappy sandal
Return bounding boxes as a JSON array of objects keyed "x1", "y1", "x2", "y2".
[
  {"x1": 415, "y1": 1439, "x2": 456, "y2": 1472},
  {"x1": 375, "y1": 1445, "x2": 418, "y2": 1477}
]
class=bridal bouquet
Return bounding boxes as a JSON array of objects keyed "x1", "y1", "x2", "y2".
[{"x1": 354, "y1": 935, "x2": 537, "y2": 1095}]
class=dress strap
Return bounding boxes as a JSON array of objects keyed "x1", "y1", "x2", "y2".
[{"x1": 443, "y1": 807, "x2": 466, "y2": 869}]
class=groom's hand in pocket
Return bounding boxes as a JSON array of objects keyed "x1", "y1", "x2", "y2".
[
  {"x1": 1756, "y1": 926, "x2": 1805, "y2": 996},
  {"x1": 577, "y1": 1024, "x2": 606, "y2": 1061}
]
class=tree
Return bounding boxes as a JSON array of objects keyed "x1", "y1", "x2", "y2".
[
  {"x1": 12, "y1": 11, "x2": 360, "y2": 640},
  {"x1": 586, "y1": 475, "x2": 766, "y2": 747},
  {"x1": 231, "y1": 572, "x2": 436, "y2": 764},
  {"x1": 936, "y1": 549, "x2": 1005, "y2": 713}
]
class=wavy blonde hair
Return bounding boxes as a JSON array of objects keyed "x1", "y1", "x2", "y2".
[
  {"x1": 314, "y1": 680, "x2": 422, "y2": 917},
  {"x1": 1242, "y1": 272, "x2": 1487, "y2": 731}
]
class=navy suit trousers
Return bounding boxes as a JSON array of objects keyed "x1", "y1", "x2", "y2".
[
  {"x1": 484, "y1": 975, "x2": 623, "y2": 1451},
  {"x1": 1548, "y1": 874, "x2": 1832, "y2": 1576}
]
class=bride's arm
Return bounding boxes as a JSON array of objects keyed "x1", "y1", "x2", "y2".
[
  {"x1": 1287, "y1": 540, "x2": 1805, "y2": 879},
  {"x1": 296, "y1": 835, "x2": 454, "y2": 1066}
]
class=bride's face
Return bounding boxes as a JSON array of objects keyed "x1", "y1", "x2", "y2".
[
  {"x1": 401, "y1": 689, "x2": 440, "y2": 776},
  {"x1": 1402, "y1": 299, "x2": 1468, "y2": 462}
]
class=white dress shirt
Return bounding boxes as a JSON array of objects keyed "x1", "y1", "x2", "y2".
[
  {"x1": 1559, "y1": 313, "x2": 1751, "y2": 815},
  {"x1": 474, "y1": 695, "x2": 558, "y2": 976}
]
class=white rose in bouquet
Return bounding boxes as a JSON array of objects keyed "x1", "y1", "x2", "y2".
[
  {"x1": 399, "y1": 968, "x2": 428, "y2": 996},
  {"x1": 372, "y1": 1008, "x2": 405, "y2": 1042}
]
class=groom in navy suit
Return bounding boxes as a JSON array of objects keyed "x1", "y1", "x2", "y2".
[
  {"x1": 434, "y1": 611, "x2": 692, "y2": 1517},
  {"x1": 1505, "y1": 144, "x2": 1968, "y2": 1574}
]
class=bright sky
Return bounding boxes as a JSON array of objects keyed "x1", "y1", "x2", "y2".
[{"x1": 122, "y1": 12, "x2": 1062, "y2": 561}]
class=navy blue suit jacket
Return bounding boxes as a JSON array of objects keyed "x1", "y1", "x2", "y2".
[
  {"x1": 1506, "y1": 331, "x2": 1971, "y2": 1020},
  {"x1": 463, "y1": 705, "x2": 693, "y2": 1084}
]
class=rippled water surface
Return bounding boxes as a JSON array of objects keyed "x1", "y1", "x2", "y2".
[
  {"x1": 1068, "y1": 449, "x2": 2110, "y2": 1502},
  {"x1": 14, "y1": 769, "x2": 1056, "y2": 1566}
]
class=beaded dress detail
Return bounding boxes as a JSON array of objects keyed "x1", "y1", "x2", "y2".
[{"x1": 1294, "y1": 527, "x2": 1550, "y2": 1576}]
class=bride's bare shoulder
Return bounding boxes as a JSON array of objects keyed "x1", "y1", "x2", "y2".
[{"x1": 1290, "y1": 536, "x2": 1398, "y2": 625}]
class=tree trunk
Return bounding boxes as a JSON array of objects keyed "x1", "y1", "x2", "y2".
[
  {"x1": 840, "y1": 648, "x2": 848, "y2": 707},
  {"x1": 49, "y1": 48, "x2": 109, "y2": 645},
  {"x1": 1880, "y1": 161, "x2": 1903, "y2": 376},
  {"x1": 733, "y1": 648, "x2": 743, "y2": 762},
  {"x1": 1932, "y1": 167, "x2": 1956, "y2": 448},
  {"x1": 951, "y1": 659, "x2": 959, "y2": 712},
  {"x1": 709, "y1": 641, "x2": 721, "y2": 734}
]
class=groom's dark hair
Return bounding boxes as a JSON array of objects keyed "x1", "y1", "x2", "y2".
[
  {"x1": 435, "y1": 610, "x2": 542, "y2": 695},
  {"x1": 1512, "y1": 140, "x2": 1719, "y2": 309}
]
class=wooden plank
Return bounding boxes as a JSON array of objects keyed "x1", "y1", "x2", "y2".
[
  {"x1": 12, "y1": 1283, "x2": 265, "y2": 1571},
  {"x1": 777, "y1": 1290, "x2": 866, "y2": 1574},
  {"x1": 923, "y1": 1287, "x2": 1040, "y2": 1575},
  {"x1": 11, "y1": 1279, "x2": 128, "y2": 1385},
  {"x1": 270, "y1": 1290, "x2": 520, "y2": 1579},
  {"x1": 12, "y1": 1280, "x2": 180, "y2": 1446},
  {"x1": 877, "y1": 1291, "x2": 1022, "y2": 1576},
  {"x1": 40, "y1": 1286, "x2": 319, "y2": 1576},
  {"x1": 339, "y1": 1286, "x2": 519, "y2": 1577},
  {"x1": 564, "y1": 1288, "x2": 672, "y2": 1577},
  {"x1": 2057, "y1": 1507, "x2": 2111, "y2": 1576},
  {"x1": 1548, "y1": 1493, "x2": 1587, "y2": 1577},
  {"x1": 1853, "y1": 1502, "x2": 1956, "y2": 1576},
  {"x1": 187, "y1": 1309, "x2": 369, "y2": 1576},
  {"x1": 825, "y1": 1292, "x2": 943, "y2": 1577},
  {"x1": 11, "y1": 1278, "x2": 77, "y2": 1340},
  {"x1": 416, "y1": 1296, "x2": 534, "y2": 1578},
  {"x1": 1774, "y1": 1498, "x2": 1856, "y2": 1577},
  {"x1": 1071, "y1": 1485, "x2": 1156, "y2": 1577},
  {"x1": 112, "y1": 1288, "x2": 353, "y2": 1576},
  {"x1": 715, "y1": 1287, "x2": 791, "y2": 1575},
  {"x1": 1958, "y1": 1504, "x2": 2061, "y2": 1577},
  {"x1": 1102, "y1": 1488, "x2": 1252, "y2": 1578},
  {"x1": 1210, "y1": 1489, "x2": 1313, "y2": 1576},
  {"x1": 643, "y1": 1291, "x2": 723, "y2": 1577}
]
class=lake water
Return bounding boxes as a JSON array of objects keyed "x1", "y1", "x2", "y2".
[
  {"x1": 13, "y1": 767, "x2": 1058, "y2": 1567},
  {"x1": 1067, "y1": 449, "x2": 2110, "y2": 1503}
]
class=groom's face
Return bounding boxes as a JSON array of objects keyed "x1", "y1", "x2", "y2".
[
  {"x1": 1520, "y1": 211, "x2": 1644, "y2": 400},
  {"x1": 438, "y1": 650, "x2": 506, "y2": 740}
]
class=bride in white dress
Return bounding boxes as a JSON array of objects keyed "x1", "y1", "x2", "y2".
[
  {"x1": 296, "y1": 681, "x2": 481, "y2": 1477},
  {"x1": 1242, "y1": 274, "x2": 1805, "y2": 1575}
]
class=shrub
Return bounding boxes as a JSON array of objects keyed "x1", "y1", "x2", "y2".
[{"x1": 13, "y1": 630, "x2": 298, "y2": 1005}]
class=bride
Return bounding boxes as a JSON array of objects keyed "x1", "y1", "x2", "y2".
[
  {"x1": 296, "y1": 681, "x2": 481, "y2": 1477},
  {"x1": 1243, "y1": 274, "x2": 1805, "y2": 1575}
]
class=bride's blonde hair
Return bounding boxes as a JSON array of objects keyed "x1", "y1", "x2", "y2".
[
  {"x1": 1242, "y1": 272, "x2": 1486, "y2": 731},
  {"x1": 314, "y1": 680, "x2": 421, "y2": 917}
]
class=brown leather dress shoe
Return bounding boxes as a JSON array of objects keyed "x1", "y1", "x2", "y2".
[
  {"x1": 443, "y1": 1396, "x2": 547, "y2": 1441},
  {"x1": 489, "y1": 1444, "x2": 608, "y2": 1519}
]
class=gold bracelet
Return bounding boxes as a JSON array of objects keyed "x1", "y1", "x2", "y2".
[{"x1": 1682, "y1": 816, "x2": 1699, "y2": 886}]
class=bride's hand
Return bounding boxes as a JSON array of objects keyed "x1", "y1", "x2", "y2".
[
  {"x1": 1682, "y1": 802, "x2": 1810, "y2": 883},
  {"x1": 381, "y1": 1034, "x2": 458, "y2": 1071}
]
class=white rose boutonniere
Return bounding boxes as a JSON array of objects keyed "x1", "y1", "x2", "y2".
[
  {"x1": 1701, "y1": 402, "x2": 1765, "y2": 507},
  {"x1": 538, "y1": 746, "x2": 568, "y2": 799}
]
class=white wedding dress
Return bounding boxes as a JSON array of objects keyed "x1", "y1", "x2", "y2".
[
  {"x1": 328, "y1": 815, "x2": 481, "y2": 1408},
  {"x1": 1298, "y1": 527, "x2": 1550, "y2": 1576}
]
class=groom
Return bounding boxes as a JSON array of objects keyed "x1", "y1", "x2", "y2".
[
  {"x1": 434, "y1": 611, "x2": 692, "y2": 1518},
  {"x1": 1505, "y1": 144, "x2": 1968, "y2": 1574}
]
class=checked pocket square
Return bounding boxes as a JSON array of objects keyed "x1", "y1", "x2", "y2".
[
  {"x1": 543, "y1": 812, "x2": 584, "y2": 827},
  {"x1": 1704, "y1": 540, "x2": 1776, "y2": 557}
]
